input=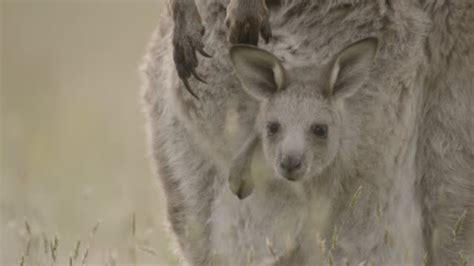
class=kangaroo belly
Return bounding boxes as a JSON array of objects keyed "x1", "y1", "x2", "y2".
[{"x1": 210, "y1": 146, "x2": 333, "y2": 265}]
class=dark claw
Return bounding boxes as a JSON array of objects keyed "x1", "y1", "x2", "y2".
[
  {"x1": 236, "y1": 178, "x2": 253, "y2": 200},
  {"x1": 197, "y1": 47, "x2": 212, "y2": 58},
  {"x1": 191, "y1": 69, "x2": 207, "y2": 83},
  {"x1": 237, "y1": 187, "x2": 246, "y2": 200},
  {"x1": 182, "y1": 78, "x2": 199, "y2": 100},
  {"x1": 261, "y1": 28, "x2": 272, "y2": 44},
  {"x1": 261, "y1": 17, "x2": 272, "y2": 44},
  {"x1": 172, "y1": 15, "x2": 210, "y2": 100}
]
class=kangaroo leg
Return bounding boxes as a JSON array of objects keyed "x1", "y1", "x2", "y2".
[{"x1": 228, "y1": 132, "x2": 259, "y2": 199}]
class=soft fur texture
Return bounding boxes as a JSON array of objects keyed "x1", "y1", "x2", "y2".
[
  {"x1": 141, "y1": 0, "x2": 474, "y2": 265},
  {"x1": 227, "y1": 39, "x2": 378, "y2": 197}
]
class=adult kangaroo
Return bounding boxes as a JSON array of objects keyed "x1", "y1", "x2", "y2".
[{"x1": 141, "y1": 0, "x2": 474, "y2": 265}]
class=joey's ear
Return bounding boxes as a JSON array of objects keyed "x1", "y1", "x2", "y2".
[
  {"x1": 325, "y1": 37, "x2": 378, "y2": 100},
  {"x1": 230, "y1": 45, "x2": 286, "y2": 100}
]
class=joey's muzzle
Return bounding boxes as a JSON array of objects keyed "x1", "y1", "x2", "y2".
[{"x1": 278, "y1": 155, "x2": 305, "y2": 181}]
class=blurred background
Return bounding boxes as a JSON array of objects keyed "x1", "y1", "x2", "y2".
[{"x1": 1, "y1": 1, "x2": 177, "y2": 265}]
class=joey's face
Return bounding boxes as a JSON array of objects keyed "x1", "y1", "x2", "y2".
[
  {"x1": 230, "y1": 38, "x2": 378, "y2": 183},
  {"x1": 259, "y1": 93, "x2": 341, "y2": 181}
]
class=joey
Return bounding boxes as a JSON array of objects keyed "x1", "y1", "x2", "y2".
[{"x1": 228, "y1": 38, "x2": 378, "y2": 198}]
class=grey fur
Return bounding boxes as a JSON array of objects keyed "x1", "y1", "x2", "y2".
[
  {"x1": 228, "y1": 39, "x2": 377, "y2": 197},
  {"x1": 141, "y1": 0, "x2": 474, "y2": 265}
]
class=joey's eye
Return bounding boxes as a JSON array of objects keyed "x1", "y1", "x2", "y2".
[
  {"x1": 311, "y1": 124, "x2": 328, "y2": 139},
  {"x1": 267, "y1": 121, "x2": 281, "y2": 136}
]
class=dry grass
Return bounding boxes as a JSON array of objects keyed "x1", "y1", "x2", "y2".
[
  {"x1": 8, "y1": 215, "x2": 178, "y2": 265},
  {"x1": 1, "y1": 1, "x2": 177, "y2": 264}
]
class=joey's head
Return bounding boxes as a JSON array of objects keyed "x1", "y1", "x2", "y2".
[{"x1": 230, "y1": 38, "x2": 378, "y2": 182}]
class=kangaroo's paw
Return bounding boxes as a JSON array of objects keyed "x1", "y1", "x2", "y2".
[
  {"x1": 229, "y1": 171, "x2": 254, "y2": 200},
  {"x1": 172, "y1": 2, "x2": 212, "y2": 99},
  {"x1": 225, "y1": 0, "x2": 272, "y2": 46}
]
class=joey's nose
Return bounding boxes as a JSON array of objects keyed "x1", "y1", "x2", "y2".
[{"x1": 280, "y1": 157, "x2": 302, "y2": 173}]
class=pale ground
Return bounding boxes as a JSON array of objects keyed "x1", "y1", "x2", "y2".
[{"x1": 1, "y1": 1, "x2": 178, "y2": 265}]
